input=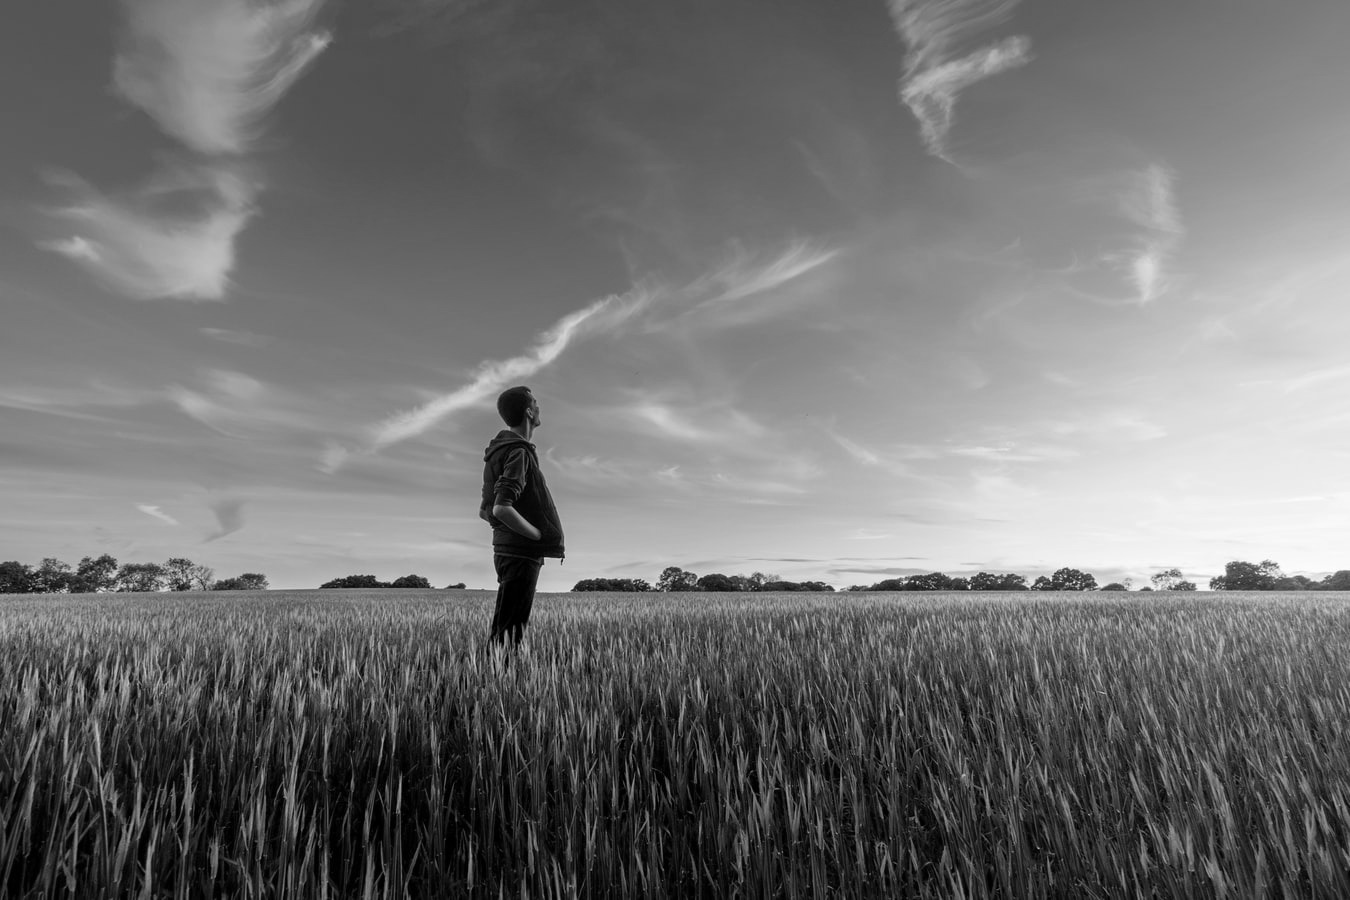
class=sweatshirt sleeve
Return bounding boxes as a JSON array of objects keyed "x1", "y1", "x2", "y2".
[{"x1": 492, "y1": 448, "x2": 531, "y2": 507}]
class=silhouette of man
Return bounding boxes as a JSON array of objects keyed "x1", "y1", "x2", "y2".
[{"x1": 480, "y1": 386, "x2": 565, "y2": 650}]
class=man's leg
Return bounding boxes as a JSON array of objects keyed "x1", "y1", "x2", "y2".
[{"x1": 488, "y1": 555, "x2": 541, "y2": 647}]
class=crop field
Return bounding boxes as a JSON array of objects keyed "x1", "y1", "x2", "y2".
[{"x1": 2, "y1": 590, "x2": 1350, "y2": 898}]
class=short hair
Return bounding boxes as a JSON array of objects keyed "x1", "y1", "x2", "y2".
[{"x1": 496, "y1": 386, "x2": 534, "y2": 427}]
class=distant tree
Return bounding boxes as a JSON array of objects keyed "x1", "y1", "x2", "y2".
[
  {"x1": 445, "y1": 582, "x2": 467, "y2": 590},
  {"x1": 572, "y1": 578, "x2": 652, "y2": 592},
  {"x1": 1320, "y1": 571, "x2": 1350, "y2": 591},
  {"x1": 1030, "y1": 576, "x2": 1054, "y2": 591},
  {"x1": 747, "y1": 572, "x2": 778, "y2": 592},
  {"x1": 1210, "y1": 559, "x2": 1281, "y2": 591},
  {"x1": 1145, "y1": 569, "x2": 1197, "y2": 591},
  {"x1": 1046, "y1": 567, "x2": 1098, "y2": 591},
  {"x1": 390, "y1": 574, "x2": 432, "y2": 589},
  {"x1": 116, "y1": 562, "x2": 166, "y2": 593},
  {"x1": 33, "y1": 557, "x2": 77, "y2": 593},
  {"x1": 902, "y1": 572, "x2": 958, "y2": 591},
  {"x1": 758, "y1": 580, "x2": 833, "y2": 592},
  {"x1": 1137, "y1": 586, "x2": 1153, "y2": 592},
  {"x1": 657, "y1": 567, "x2": 699, "y2": 592},
  {"x1": 75, "y1": 554, "x2": 120, "y2": 593},
  {"x1": 320, "y1": 574, "x2": 385, "y2": 589},
  {"x1": 970, "y1": 573, "x2": 1000, "y2": 590},
  {"x1": 970, "y1": 572, "x2": 1029, "y2": 591},
  {"x1": 0, "y1": 561, "x2": 36, "y2": 594},
  {"x1": 1100, "y1": 583, "x2": 1128, "y2": 591},
  {"x1": 1150, "y1": 568, "x2": 1189, "y2": 591},
  {"x1": 868, "y1": 578, "x2": 908, "y2": 592},
  {"x1": 696, "y1": 573, "x2": 737, "y2": 592},
  {"x1": 215, "y1": 573, "x2": 269, "y2": 591},
  {"x1": 728, "y1": 575, "x2": 752, "y2": 592},
  {"x1": 189, "y1": 564, "x2": 216, "y2": 590},
  {"x1": 1273, "y1": 575, "x2": 1316, "y2": 591},
  {"x1": 163, "y1": 557, "x2": 200, "y2": 592}
]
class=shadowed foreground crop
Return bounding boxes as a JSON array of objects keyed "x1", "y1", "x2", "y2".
[{"x1": 2, "y1": 590, "x2": 1349, "y2": 897}]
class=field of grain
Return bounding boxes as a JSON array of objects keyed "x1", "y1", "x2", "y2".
[{"x1": 2, "y1": 589, "x2": 1349, "y2": 898}]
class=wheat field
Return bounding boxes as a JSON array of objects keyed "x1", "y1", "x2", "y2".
[{"x1": 2, "y1": 589, "x2": 1348, "y2": 898}]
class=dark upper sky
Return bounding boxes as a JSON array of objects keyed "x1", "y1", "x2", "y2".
[{"x1": 4, "y1": 0, "x2": 1349, "y2": 589}]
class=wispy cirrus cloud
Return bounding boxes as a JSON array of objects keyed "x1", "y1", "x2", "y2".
[
  {"x1": 886, "y1": 0, "x2": 1032, "y2": 162},
  {"x1": 169, "y1": 369, "x2": 268, "y2": 437},
  {"x1": 357, "y1": 283, "x2": 665, "y2": 458},
  {"x1": 830, "y1": 432, "x2": 883, "y2": 466},
  {"x1": 137, "y1": 504, "x2": 180, "y2": 525},
  {"x1": 704, "y1": 241, "x2": 840, "y2": 305},
  {"x1": 665, "y1": 240, "x2": 839, "y2": 331},
  {"x1": 334, "y1": 240, "x2": 839, "y2": 467},
  {"x1": 624, "y1": 400, "x2": 769, "y2": 446},
  {"x1": 42, "y1": 165, "x2": 256, "y2": 301},
  {"x1": 41, "y1": 0, "x2": 331, "y2": 300},
  {"x1": 1100, "y1": 163, "x2": 1184, "y2": 304},
  {"x1": 205, "y1": 498, "x2": 246, "y2": 542},
  {"x1": 113, "y1": 0, "x2": 331, "y2": 155}
]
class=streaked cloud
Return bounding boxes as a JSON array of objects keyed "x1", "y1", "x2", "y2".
[
  {"x1": 830, "y1": 432, "x2": 882, "y2": 466},
  {"x1": 663, "y1": 240, "x2": 840, "y2": 331},
  {"x1": 847, "y1": 529, "x2": 895, "y2": 541},
  {"x1": 0, "y1": 381, "x2": 155, "y2": 420},
  {"x1": 42, "y1": 166, "x2": 257, "y2": 301},
  {"x1": 1280, "y1": 363, "x2": 1350, "y2": 394},
  {"x1": 113, "y1": 0, "x2": 331, "y2": 155},
  {"x1": 541, "y1": 451, "x2": 637, "y2": 486},
  {"x1": 360, "y1": 284, "x2": 664, "y2": 457},
  {"x1": 1116, "y1": 164, "x2": 1184, "y2": 304},
  {"x1": 703, "y1": 241, "x2": 840, "y2": 305},
  {"x1": 350, "y1": 238, "x2": 837, "y2": 464},
  {"x1": 136, "y1": 504, "x2": 180, "y2": 525},
  {"x1": 623, "y1": 400, "x2": 770, "y2": 447},
  {"x1": 886, "y1": 0, "x2": 1032, "y2": 162},
  {"x1": 205, "y1": 498, "x2": 246, "y2": 542},
  {"x1": 1046, "y1": 410, "x2": 1168, "y2": 443},
  {"x1": 1120, "y1": 163, "x2": 1183, "y2": 236},
  {"x1": 949, "y1": 443, "x2": 1078, "y2": 463},
  {"x1": 902, "y1": 37, "x2": 1031, "y2": 161},
  {"x1": 40, "y1": 0, "x2": 331, "y2": 300},
  {"x1": 168, "y1": 369, "x2": 317, "y2": 438}
]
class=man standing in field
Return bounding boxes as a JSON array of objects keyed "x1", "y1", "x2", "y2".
[{"x1": 480, "y1": 386, "x2": 565, "y2": 650}]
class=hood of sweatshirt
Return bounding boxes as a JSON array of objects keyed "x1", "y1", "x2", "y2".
[{"x1": 483, "y1": 430, "x2": 535, "y2": 462}]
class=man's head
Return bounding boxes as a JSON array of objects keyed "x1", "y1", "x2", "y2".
[{"x1": 496, "y1": 386, "x2": 540, "y2": 429}]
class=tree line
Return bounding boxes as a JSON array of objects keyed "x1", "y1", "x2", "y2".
[
  {"x1": 7, "y1": 554, "x2": 1348, "y2": 596},
  {"x1": 318, "y1": 574, "x2": 466, "y2": 590},
  {"x1": 574, "y1": 568, "x2": 835, "y2": 592},
  {"x1": 574, "y1": 561, "x2": 1350, "y2": 593},
  {"x1": 0, "y1": 555, "x2": 267, "y2": 593}
]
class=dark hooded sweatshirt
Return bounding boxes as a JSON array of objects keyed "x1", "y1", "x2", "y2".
[{"x1": 480, "y1": 431, "x2": 565, "y2": 560}]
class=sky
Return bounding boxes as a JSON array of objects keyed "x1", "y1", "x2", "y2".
[{"x1": 3, "y1": 0, "x2": 1349, "y2": 592}]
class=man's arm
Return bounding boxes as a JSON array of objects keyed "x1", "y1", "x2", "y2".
[{"x1": 492, "y1": 504, "x2": 541, "y2": 541}]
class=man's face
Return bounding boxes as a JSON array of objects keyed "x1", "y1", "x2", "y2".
[{"x1": 527, "y1": 396, "x2": 541, "y2": 428}]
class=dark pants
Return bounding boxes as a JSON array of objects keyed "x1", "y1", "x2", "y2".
[{"x1": 488, "y1": 554, "x2": 541, "y2": 647}]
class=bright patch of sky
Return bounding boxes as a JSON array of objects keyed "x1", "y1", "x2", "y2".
[{"x1": 3, "y1": 0, "x2": 1349, "y2": 590}]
